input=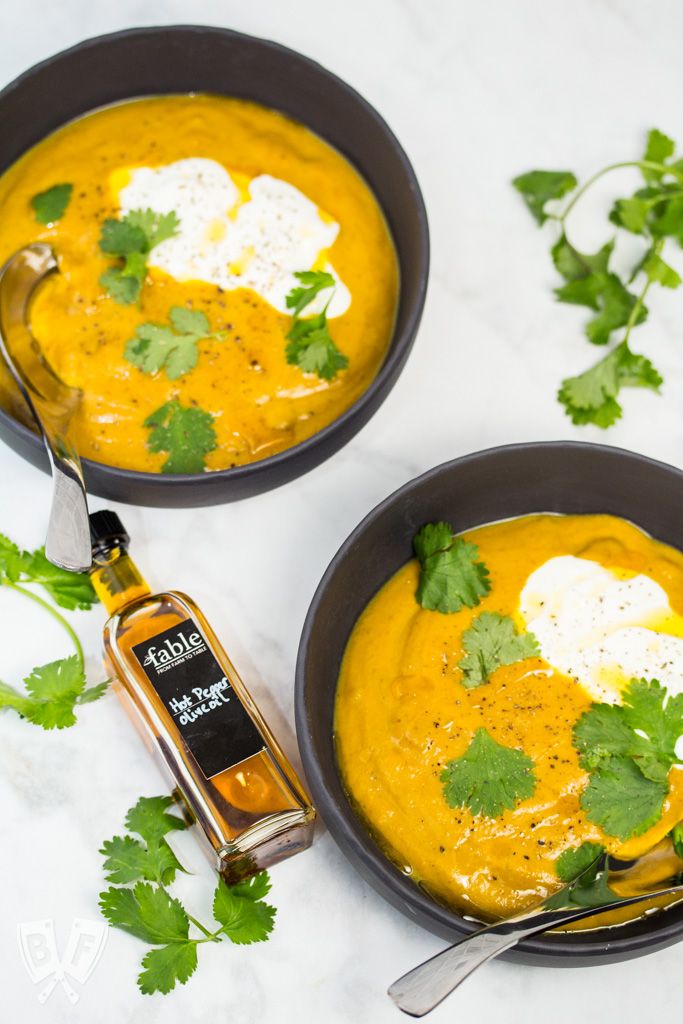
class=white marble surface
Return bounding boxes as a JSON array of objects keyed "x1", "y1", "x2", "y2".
[{"x1": 1, "y1": 1, "x2": 683, "y2": 1021}]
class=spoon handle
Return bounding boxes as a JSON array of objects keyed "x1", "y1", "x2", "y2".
[
  {"x1": 44, "y1": 451, "x2": 91, "y2": 573},
  {"x1": 388, "y1": 885, "x2": 682, "y2": 1017}
]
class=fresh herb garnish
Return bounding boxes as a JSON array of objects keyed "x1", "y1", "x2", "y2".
[
  {"x1": 413, "y1": 522, "x2": 491, "y2": 614},
  {"x1": 143, "y1": 400, "x2": 217, "y2": 474},
  {"x1": 284, "y1": 270, "x2": 348, "y2": 380},
  {"x1": 0, "y1": 533, "x2": 106, "y2": 728},
  {"x1": 458, "y1": 612, "x2": 539, "y2": 688},
  {"x1": 99, "y1": 795, "x2": 275, "y2": 995},
  {"x1": 545, "y1": 842, "x2": 621, "y2": 910},
  {"x1": 125, "y1": 306, "x2": 224, "y2": 380},
  {"x1": 514, "y1": 128, "x2": 683, "y2": 426},
  {"x1": 440, "y1": 727, "x2": 536, "y2": 818},
  {"x1": 0, "y1": 656, "x2": 107, "y2": 729},
  {"x1": 573, "y1": 677, "x2": 683, "y2": 840},
  {"x1": 99, "y1": 208, "x2": 179, "y2": 305},
  {"x1": 672, "y1": 823, "x2": 683, "y2": 860},
  {"x1": 30, "y1": 183, "x2": 73, "y2": 225}
]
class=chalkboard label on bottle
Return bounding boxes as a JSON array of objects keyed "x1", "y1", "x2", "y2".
[{"x1": 132, "y1": 618, "x2": 264, "y2": 779}]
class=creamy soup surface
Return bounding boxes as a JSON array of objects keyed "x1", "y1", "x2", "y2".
[
  {"x1": 0, "y1": 95, "x2": 398, "y2": 472},
  {"x1": 335, "y1": 514, "x2": 683, "y2": 924}
]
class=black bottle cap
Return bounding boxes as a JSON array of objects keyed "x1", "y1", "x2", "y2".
[{"x1": 89, "y1": 510, "x2": 129, "y2": 555}]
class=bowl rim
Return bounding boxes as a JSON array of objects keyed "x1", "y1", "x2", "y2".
[
  {"x1": 0, "y1": 23, "x2": 429, "y2": 490},
  {"x1": 295, "y1": 439, "x2": 683, "y2": 960}
]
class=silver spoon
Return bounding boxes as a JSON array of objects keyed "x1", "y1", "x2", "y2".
[
  {"x1": 388, "y1": 857, "x2": 683, "y2": 1017},
  {"x1": 0, "y1": 244, "x2": 91, "y2": 572}
]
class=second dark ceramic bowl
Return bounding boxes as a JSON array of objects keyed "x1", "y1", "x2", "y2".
[
  {"x1": 295, "y1": 441, "x2": 683, "y2": 966},
  {"x1": 0, "y1": 25, "x2": 428, "y2": 506}
]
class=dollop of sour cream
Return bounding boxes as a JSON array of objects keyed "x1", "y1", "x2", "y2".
[
  {"x1": 519, "y1": 555, "x2": 683, "y2": 703},
  {"x1": 114, "y1": 158, "x2": 351, "y2": 317}
]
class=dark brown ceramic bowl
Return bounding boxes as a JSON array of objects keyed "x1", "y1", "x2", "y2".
[
  {"x1": 0, "y1": 25, "x2": 428, "y2": 506},
  {"x1": 295, "y1": 441, "x2": 683, "y2": 966}
]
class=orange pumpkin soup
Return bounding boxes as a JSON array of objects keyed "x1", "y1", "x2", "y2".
[
  {"x1": 335, "y1": 513, "x2": 683, "y2": 924},
  {"x1": 0, "y1": 95, "x2": 398, "y2": 472}
]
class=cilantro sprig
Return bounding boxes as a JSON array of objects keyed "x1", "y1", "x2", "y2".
[
  {"x1": 125, "y1": 306, "x2": 224, "y2": 380},
  {"x1": 284, "y1": 270, "x2": 348, "y2": 381},
  {"x1": 0, "y1": 533, "x2": 106, "y2": 728},
  {"x1": 514, "y1": 128, "x2": 683, "y2": 426},
  {"x1": 441, "y1": 727, "x2": 537, "y2": 818},
  {"x1": 413, "y1": 522, "x2": 491, "y2": 614},
  {"x1": 99, "y1": 208, "x2": 179, "y2": 305},
  {"x1": 545, "y1": 842, "x2": 622, "y2": 911},
  {"x1": 458, "y1": 612, "x2": 539, "y2": 688},
  {"x1": 31, "y1": 183, "x2": 72, "y2": 225},
  {"x1": 143, "y1": 400, "x2": 217, "y2": 474},
  {"x1": 99, "y1": 795, "x2": 276, "y2": 995},
  {"x1": 573, "y1": 678, "x2": 683, "y2": 841}
]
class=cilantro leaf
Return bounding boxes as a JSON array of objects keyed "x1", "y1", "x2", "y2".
[
  {"x1": 555, "y1": 271, "x2": 645, "y2": 346},
  {"x1": 285, "y1": 270, "x2": 336, "y2": 317},
  {"x1": 212, "y1": 877, "x2": 276, "y2": 944},
  {"x1": 31, "y1": 183, "x2": 72, "y2": 225},
  {"x1": 0, "y1": 656, "x2": 107, "y2": 730},
  {"x1": 643, "y1": 129, "x2": 676, "y2": 183},
  {"x1": 441, "y1": 727, "x2": 536, "y2": 818},
  {"x1": 229, "y1": 871, "x2": 272, "y2": 901},
  {"x1": 458, "y1": 612, "x2": 539, "y2": 688},
  {"x1": 414, "y1": 522, "x2": 491, "y2": 614},
  {"x1": 100, "y1": 836, "x2": 154, "y2": 885},
  {"x1": 143, "y1": 400, "x2": 217, "y2": 474},
  {"x1": 459, "y1": 612, "x2": 539, "y2": 683},
  {"x1": 126, "y1": 307, "x2": 222, "y2": 380},
  {"x1": 99, "y1": 881, "x2": 189, "y2": 945},
  {"x1": 285, "y1": 312, "x2": 348, "y2": 381},
  {"x1": 641, "y1": 248, "x2": 682, "y2": 289},
  {"x1": 512, "y1": 170, "x2": 577, "y2": 224},
  {"x1": 580, "y1": 756, "x2": 668, "y2": 841},
  {"x1": 574, "y1": 678, "x2": 683, "y2": 782},
  {"x1": 672, "y1": 822, "x2": 683, "y2": 860},
  {"x1": 125, "y1": 795, "x2": 188, "y2": 845},
  {"x1": 138, "y1": 943, "x2": 198, "y2": 996},
  {"x1": 555, "y1": 842, "x2": 605, "y2": 883},
  {"x1": 0, "y1": 536, "x2": 96, "y2": 609},
  {"x1": 559, "y1": 342, "x2": 662, "y2": 428},
  {"x1": 551, "y1": 235, "x2": 613, "y2": 282},
  {"x1": 547, "y1": 843, "x2": 622, "y2": 910},
  {"x1": 99, "y1": 208, "x2": 179, "y2": 305}
]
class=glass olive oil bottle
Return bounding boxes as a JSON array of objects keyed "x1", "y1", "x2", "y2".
[{"x1": 89, "y1": 510, "x2": 315, "y2": 882}]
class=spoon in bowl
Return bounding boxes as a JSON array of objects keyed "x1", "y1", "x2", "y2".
[
  {"x1": 388, "y1": 853, "x2": 683, "y2": 1017},
  {"x1": 0, "y1": 243, "x2": 91, "y2": 571}
]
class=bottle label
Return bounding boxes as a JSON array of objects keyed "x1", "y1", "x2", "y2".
[{"x1": 131, "y1": 618, "x2": 264, "y2": 779}]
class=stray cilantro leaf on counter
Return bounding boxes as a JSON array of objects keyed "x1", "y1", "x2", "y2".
[
  {"x1": 558, "y1": 341, "x2": 662, "y2": 428},
  {"x1": 513, "y1": 128, "x2": 683, "y2": 426},
  {"x1": 99, "y1": 208, "x2": 179, "y2": 305},
  {"x1": 31, "y1": 183, "x2": 72, "y2": 225},
  {"x1": 0, "y1": 533, "x2": 97, "y2": 609},
  {"x1": 414, "y1": 522, "x2": 491, "y2": 614},
  {"x1": 0, "y1": 656, "x2": 107, "y2": 729},
  {"x1": 143, "y1": 400, "x2": 217, "y2": 474},
  {"x1": 512, "y1": 170, "x2": 577, "y2": 224},
  {"x1": 0, "y1": 532, "x2": 105, "y2": 730},
  {"x1": 125, "y1": 306, "x2": 224, "y2": 380},
  {"x1": 573, "y1": 678, "x2": 683, "y2": 840},
  {"x1": 284, "y1": 271, "x2": 348, "y2": 381},
  {"x1": 99, "y1": 795, "x2": 276, "y2": 995},
  {"x1": 458, "y1": 612, "x2": 539, "y2": 688},
  {"x1": 441, "y1": 727, "x2": 536, "y2": 818}
]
